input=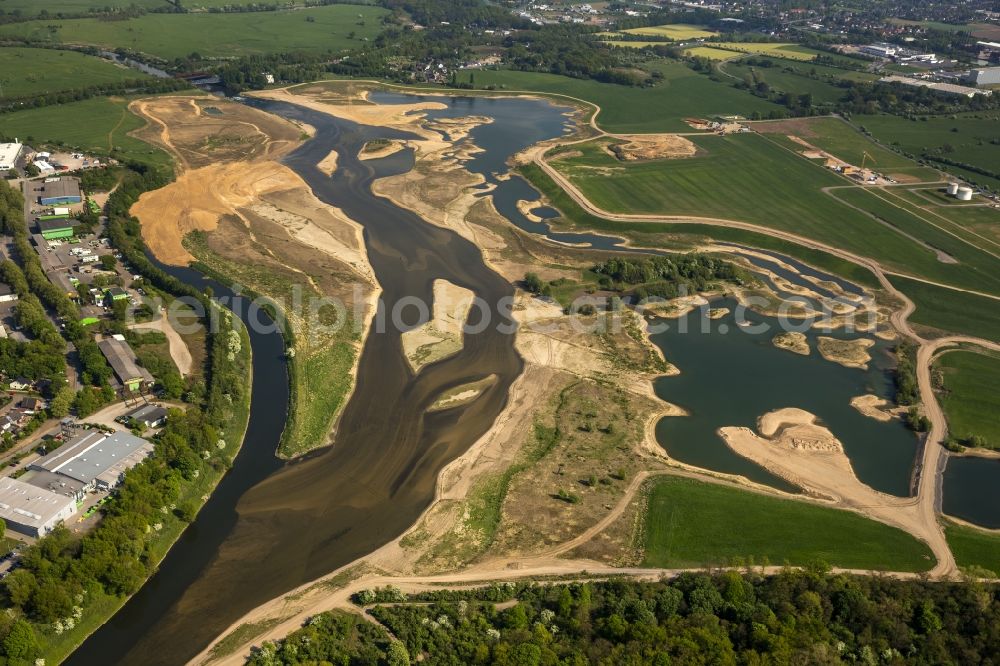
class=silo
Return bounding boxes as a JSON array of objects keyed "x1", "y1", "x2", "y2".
[
  {"x1": 956, "y1": 186, "x2": 974, "y2": 201},
  {"x1": 946, "y1": 182, "x2": 959, "y2": 195}
]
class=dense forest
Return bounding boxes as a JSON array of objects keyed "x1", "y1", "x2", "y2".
[
  {"x1": 249, "y1": 570, "x2": 1000, "y2": 665},
  {"x1": 592, "y1": 254, "x2": 751, "y2": 301}
]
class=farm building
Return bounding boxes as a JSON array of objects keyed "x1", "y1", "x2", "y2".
[
  {"x1": 37, "y1": 217, "x2": 80, "y2": 240},
  {"x1": 124, "y1": 403, "x2": 169, "y2": 429},
  {"x1": 0, "y1": 476, "x2": 78, "y2": 537},
  {"x1": 28, "y1": 430, "x2": 154, "y2": 492},
  {"x1": 98, "y1": 335, "x2": 154, "y2": 392},
  {"x1": 0, "y1": 141, "x2": 22, "y2": 171},
  {"x1": 37, "y1": 178, "x2": 82, "y2": 206}
]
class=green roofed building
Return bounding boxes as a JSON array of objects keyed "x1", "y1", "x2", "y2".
[{"x1": 37, "y1": 217, "x2": 80, "y2": 240}]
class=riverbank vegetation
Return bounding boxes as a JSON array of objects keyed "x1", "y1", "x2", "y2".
[
  {"x1": 642, "y1": 477, "x2": 934, "y2": 572},
  {"x1": 935, "y1": 350, "x2": 1000, "y2": 449},
  {"x1": 0, "y1": 167, "x2": 254, "y2": 663},
  {"x1": 250, "y1": 570, "x2": 1000, "y2": 664},
  {"x1": 185, "y1": 228, "x2": 361, "y2": 458}
]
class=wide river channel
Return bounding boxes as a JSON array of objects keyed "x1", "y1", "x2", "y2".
[{"x1": 69, "y1": 92, "x2": 997, "y2": 664}]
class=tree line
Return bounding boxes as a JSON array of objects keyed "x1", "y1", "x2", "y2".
[
  {"x1": 249, "y1": 569, "x2": 1000, "y2": 664},
  {"x1": 592, "y1": 254, "x2": 751, "y2": 301}
]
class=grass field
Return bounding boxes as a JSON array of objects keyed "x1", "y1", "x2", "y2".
[
  {"x1": 623, "y1": 23, "x2": 718, "y2": 40},
  {"x1": 551, "y1": 133, "x2": 1000, "y2": 293},
  {"x1": 0, "y1": 47, "x2": 149, "y2": 99},
  {"x1": 682, "y1": 46, "x2": 741, "y2": 61},
  {"x1": 520, "y1": 161, "x2": 882, "y2": 288},
  {"x1": 704, "y1": 42, "x2": 823, "y2": 61},
  {"x1": 936, "y1": 350, "x2": 1000, "y2": 447},
  {"x1": 754, "y1": 116, "x2": 919, "y2": 171},
  {"x1": 0, "y1": 0, "x2": 163, "y2": 13},
  {"x1": 467, "y1": 66, "x2": 783, "y2": 133},
  {"x1": 0, "y1": 5, "x2": 387, "y2": 59},
  {"x1": 723, "y1": 62, "x2": 848, "y2": 104},
  {"x1": 889, "y1": 275, "x2": 1000, "y2": 342},
  {"x1": 945, "y1": 521, "x2": 1000, "y2": 575},
  {"x1": 0, "y1": 95, "x2": 171, "y2": 169},
  {"x1": 642, "y1": 477, "x2": 934, "y2": 571},
  {"x1": 856, "y1": 113, "x2": 1000, "y2": 191}
]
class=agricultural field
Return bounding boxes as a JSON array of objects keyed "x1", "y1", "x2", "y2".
[
  {"x1": 703, "y1": 42, "x2": 823, "y2": 61},
  {"x1": 0, "y1": 0, "x2": 164, "y2": 13},
  {"x1": 0, "y1": 4, "x2": 387, "y2": 60},
  {"x1": 681, "y1": 46, "x2": 741, "y2": 61},
  {"x1": 467, "y1": 66, "x2": 784, "y2": 133},
  {"x1": 754, "y1": 116, "x2": 918, "y2": 171},
  {"x1": 0, "y1": 95, "x2": 171, "y2": 169},
  {"x1": 642, "y1": 476, "x2": 934, "y2": 571},
  {"x1": 551, "y1": 133, "x2": 1000, "y2": 294},
  {"x1": 856, "y1": 113, "x2": 1000, "y2": 192},
  {"x1": 890, "y1": 275, "x2": 1000, "y2": 343},
  {"x1": 936, "y1": 350, "x2": 1000, "y2": 447},
  {"x1": 723, "y1": 62, "x2": 849, "y2": 104},
  {"x1": 945, "y1": 521, "x2": 1000, "y2": 575},
  {"x1": 622, "y1": 23, "x2": 718, "y2": 40},
  {"x1": 0, "y1": 47, "x2": 148, "y2": 98}
]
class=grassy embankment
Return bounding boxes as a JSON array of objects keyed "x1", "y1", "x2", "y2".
[
  {"x1": 551, "y1": 134, "x2": 1000, "y2": 295},
  {"x1": 185, "y1": 232, "x2": 358, "y2": 458},
  {"x1": 0, "y1": 95, "x2": 173, "y2": 170},
  {"x1": 856, "y1": 112, "x2": 1000, "y2": 191},
  {"x1": 0, "y1": 4, "x2": 387, "y2": 59},
  {"x1": 643, "y1": 477, "x2": 935, "y2": 572},
  {"x1": 935, "y1": 350, "x2": 1000, "y2": 447},
  {"x1": 944, "y1": 521, "x2": 1000, "y2": 575},
  {"x1": 465, "y1": 66, "x2": 784, "y2": 134},
  {"x1": 0, "y1": 47, "x2": 150, "y2": 98}
]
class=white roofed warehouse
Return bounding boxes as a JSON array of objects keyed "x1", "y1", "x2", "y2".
[
  {"x1": 29, "y1": 430, "x2": 155, "y2": 492},
  {"x1": 0, "y1": 477, "x2": 77, "y2": 537}
]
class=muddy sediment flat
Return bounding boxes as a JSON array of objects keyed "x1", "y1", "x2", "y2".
[{"x1": 72, "y1": 99, "x2": 550, "y2": 665}]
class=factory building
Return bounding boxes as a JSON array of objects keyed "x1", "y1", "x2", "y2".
[
  {"x1": 0, "y1": 476, "x2": 77, "y2": 537},
  {"x1": 37, "y1": 178, "x2": 82, "y2": 206},
  {"x1": 29, "y1": 430, "x2": 154, "y2": 492},
  {"x1": 968, "y1": 67, "x2": 1000, "y2": 86},
  {"x1": 0, "y1": 141, "x2": 22, "y2": 171},
  {"x1": 37, "y1": 217, "x2": 80, "y2": 241},
  {"x1": 98, "y1": 335, "x2": 154, "y2": 392}
]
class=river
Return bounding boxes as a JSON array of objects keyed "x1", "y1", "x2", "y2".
[{"x1": 68, "y1": 90, "x2": 996, "y2": 664}]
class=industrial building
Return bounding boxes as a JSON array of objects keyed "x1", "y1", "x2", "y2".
[
  {"x1": 37, "y1": 178, "x2": 82, "y2": 206},
  {"x1": 29, "y1": 430, "x2": 154, "y2": 492},
  {"x1": 0, "y1": 141, "x2": 22, "y2": 171},
  {"x1": 46, "y1": 270, "x2": 78, "y2": 300},
  {"x1": 22, "y1": 470, "x2": 87, "y2": 502},
  {"x1": 37, "y1": 217, "x2": 80, "y2": 241},
  {"x1": 98, "y1": 336, "x2": 154, "y2": 392},
  {"x1": 124, "y1": 403, "x2": 169, "y2": 429},
  {"x1": 879, "y1": 75, "x2": 991, "y2": 98},
  {"x1": 968, "y1": 67, "x2": 1000, "y2": 86},
  {"x1": 0, "y1": 476, "x2": 78, "y2": 537}
]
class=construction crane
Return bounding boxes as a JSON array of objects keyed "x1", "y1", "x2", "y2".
[{"x1": 861, "y1": 150, "x2": 877, "y2": 171}]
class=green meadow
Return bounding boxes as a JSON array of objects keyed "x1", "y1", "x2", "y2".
[
  {"x1": 945, "y1": 521, "x2": 1000, "y2": 575},
  {"x1": 552, "y1": 134, "x2": 1000, "y2": 293},
  {"x1": 722, "y1": 62, "x2": 848, "y2": 104},
  {"x1": 936, "y1": 349, "x2": 1000, "y2": 447},
  {"x1": 0, "y1": 47, "x2": 148, "y2": 99},
  {"x1": 889, "y1": 275, "x2": 1000, "y2": 342},
  {"x1": 0, "y1": 5, "x2": 387, "y2": 59},
  {"x1": 643, "y1": 477, "x2": 934, "y2": 571},
  {"x1": 0, "y1": 95, "x2": 170, "y2": 169},
  {"x1": 0, "y1": 0, "x2": 163, "y2": 13},
  {"x1": 464, "y1": 66, "x2": 784, "y2": 133},
  {"x1": 857, "y1": 113, "x2": 1000, "y2": 191}
]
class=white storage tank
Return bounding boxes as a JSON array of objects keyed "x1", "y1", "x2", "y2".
[
  {"x1": 956, "y1": 186, "x2": 974, "y2": 201},
  {"x1": 946, "y1": 182, "x2": 959, "y2": 195}
]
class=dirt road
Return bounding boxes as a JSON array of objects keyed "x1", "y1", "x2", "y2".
[{"x1": 130, "y1": 312, "x2": 193, "y2": 377}]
